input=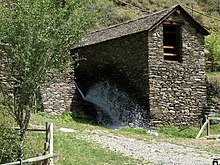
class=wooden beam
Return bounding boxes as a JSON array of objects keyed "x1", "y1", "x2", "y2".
[
  {"x1": 208, "y1": 117, "x2": 220, "y2": 121},
  {"x1": 163, "y1": 46, "x2": 176, "y2": 49},
  {"x1": 49, "y1": 123, "x2": 54, "y2": 165},
  {"x1": 0, "y1": 154, "x2": 53, "y2": 165},
  {"x1": 13, "y1": 128, "x2": 46, "y2": 132},
  {"x1": 196, "y1": 120, "x2": 208, "y2": 139},
  {"x1": 207, "y1": 119, "x2": 210, "y2": 136},
  {"x1": 164, "y1": 53, "x2": 177, "y2": 56}
]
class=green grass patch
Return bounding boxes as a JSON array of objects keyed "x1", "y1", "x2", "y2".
[
  {"x1": 155, "y1": 125, "x2": 199, "y2": 138},
  {"x1": 54, "y1": 133, "x2": 146, "y2": 165},
  {"x1": 27, "y1": 113, "x2": 220, "y2": 164},
  {"x1": 120, "y1": 127, "x2": 148, "y2": 135},
  {"x1": 207, "y1": 72, "x2": 220, "y2": 84},
  {"x1": 28, "y1": 114, "x2": 148, "y2": 164},
  {"x1": 209, "y1": 123, "x2": 220, "y2": 135},
  {"x1": 156, "y1": 123, "x2": 220, "y2": 139}
]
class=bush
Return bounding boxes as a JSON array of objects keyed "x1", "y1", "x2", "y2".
[
  {"x1": 0, "y1": 93, "x2": 19, "y2": 163},
  {"x1": 0, "y1": 112, "x2": 19, "y2": 163},
  {"x1": 205, "y1": 32, "x2": 220, "y2": 65}
]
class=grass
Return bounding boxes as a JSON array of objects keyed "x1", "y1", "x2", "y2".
[
  {"x1": 30, "y1": 113, "x2": 220, "y2": 156},
  {"x1": 207, "y1": 72, "x2": 220, "y2": 84},
  {"x1": 120, "y1": 127, "x2": 148, "y2": 135},
  {"x1": 27, "y1": 114, "x2": 149, "y2": 164},
  {"x1": 53, "y1": 133, "x2": 147, "y2": 165},
  {"x1": 119, "y1": 123, "x2": 220, "y2": 139},
  {"x1": 1, "y1": 111, "x2": 220, "y2": 164},
  {"x1": 155, "y1": 125, "x2": 199, "y2": 138}
]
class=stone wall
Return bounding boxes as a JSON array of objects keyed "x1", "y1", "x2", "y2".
[
  {"x1": 148, "y1": 13, "x2": 207, "y2": 126},
  {"x1": 73, "y1": 32, "x2": 149, "y2": 109},
  {"x1": 41, "y1": 73, "x2": 75, "y2": 115}
]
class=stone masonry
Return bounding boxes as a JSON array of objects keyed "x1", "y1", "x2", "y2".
[
  {"x1": 148, "y1": 14, "x2": 207, "y2": 125},
  {"x1": 41, "y1": 74, "x2": 75, "y2": 115},
  {"x1": 72, "y1": 5, "x2": 209, "y2": 126}
]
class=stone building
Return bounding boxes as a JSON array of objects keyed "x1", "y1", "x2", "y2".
[{"x1": 71, "y1": 5, "x2": 210, "y2": 126}]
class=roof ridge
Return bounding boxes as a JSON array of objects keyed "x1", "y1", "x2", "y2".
[
  {"x1": 72, "y1": 4, "x2": 209, "y2": 49},
  {"x1": 90, "y1": 5, "x2": 179, "y2": 35}
]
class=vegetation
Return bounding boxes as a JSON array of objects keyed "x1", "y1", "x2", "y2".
[
  {"x1": 94, "y1": 0, "x2": 220, "y2": 66},
  {"x1": 1, "y1": 0, "x2": 220, "y2": 163},
  {"x1": 205, "y1": 31, "x2": 220, "y2": 68},
  {"x1": 26, "y1": 114, "x2": 149, "y2": 165},
  {"x1": 0, "y1": 105, "x2": 18, "y2": 163},
  {"x1": 0, "y1": 0, "x2": 100, "y2": 159},
  {"x1": 207, "y1": 72, "x2": 220, "y2": 84},
  {"x1": 23, "y1": 113, "x2": 220, "y2": 164},
  {"x1": 206, "y1": 72, "x2": 220, "y2": 105}
]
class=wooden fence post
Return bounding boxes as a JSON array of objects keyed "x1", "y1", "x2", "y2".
[
  {"x1": 49, "y1": 123, "x2": 54, "y2": 165},
  {"x1": 43, "y1": 122, "x2": 49, "y2": 165},
  {"x1": 207, "y1": 117, "x2": 210, "y2": 136},
  {"x1": 196, "y1": 118, "x2": 208, "y2": 139},
  {"x1": 35, "y1": 154, "x2": 42, "y2": 165},
  {"x1": 19, "y1": 159, "x2": 22, "y2": 165},
  {"x1": 2, "y1": 123, "x2": 54, "y2": 165}
]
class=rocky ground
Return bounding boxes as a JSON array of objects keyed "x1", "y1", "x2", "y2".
[{"x1": 79, "y1": 129, "x2": 218, "y2": 165}]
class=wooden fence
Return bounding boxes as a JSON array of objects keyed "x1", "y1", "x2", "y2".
[
  {"x1": 196, "y1": 115, "x2": 220, "y2": 139},
  {"x1": 1, "y1": 122, "x2": 54, "y2": 165}
]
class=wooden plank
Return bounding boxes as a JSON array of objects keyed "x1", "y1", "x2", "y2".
[
  {"x1": 196, "y1": 120, "x2": 208, "y2": 139},
  {"x1": 44, "y1": 142, "x2": 49, "y2": 154},
  {"x1": 46, "y1": 122, "x2": 49, "y2": 142},
  {"x1": 2, "y1": 122, "x2": 54, "y2": 165},
  {"x1": 0, "y1": 161, "x2": 20, "y2": 165},
  {"x1": 208, "y1": 117, "x2": 220, "y2": 121},
  {"x1": 163, "y1": 46, "x2": 176, "y2": 49},
  {"x1": 50, "y1": 123, "x2": 54, "y2": 165},
  {"x1": 0, "y1": 154, "x2": 53, "y2": 165},
  {"x1": 207, "y1": 119, "x2": 210, "y2": 136},
  {"x1": 164, "y1": 53, "x2": 177, "y2": 56},
  {"x1": 23, "y1": 154, "x2": 53, "y2": 163},
  {"x1": 13, "y1": 128, "x2": 46, "y2": 132}
]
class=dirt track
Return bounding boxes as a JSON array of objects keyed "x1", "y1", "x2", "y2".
[{"x1": 82, "y1": 130, "x2": 218, "y2": 165}]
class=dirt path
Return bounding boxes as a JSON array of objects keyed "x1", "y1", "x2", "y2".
[{"x1": 81, "y1": 130, "x2": 218, "y2": 165}]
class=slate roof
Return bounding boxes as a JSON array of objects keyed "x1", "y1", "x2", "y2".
[{"x1": 72, "y1": 5, "x2": 209, "y2": 49}]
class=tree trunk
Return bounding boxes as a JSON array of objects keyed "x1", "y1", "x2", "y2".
[{"x1": 18, "y1": 127, "x2": 24, "y2": 159}]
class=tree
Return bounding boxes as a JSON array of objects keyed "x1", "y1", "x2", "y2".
[
  {"x1": 205, "y1": 31, "x2": 220, "y2": 70},
  {"x1": 0, "y1": 0, "x2": 98, "y2": 159}
]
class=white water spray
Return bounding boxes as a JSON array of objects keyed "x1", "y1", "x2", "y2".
[
  {"x1": 76, "y1": 80, "x2": 147, "y2": 128},
  {"x1": 75, "y1": 82, "x2": 86, "y2": 100}
]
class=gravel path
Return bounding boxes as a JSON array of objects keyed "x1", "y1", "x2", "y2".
[{"x1": 82, "y1": 130, "x2": 218, "y2": 165}]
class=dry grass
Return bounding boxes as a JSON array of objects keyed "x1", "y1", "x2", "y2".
[{"x1": 207, "y1": 72, "x2": 220, "y2": 84}]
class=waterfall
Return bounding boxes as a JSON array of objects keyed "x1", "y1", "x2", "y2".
[{"x1": 75, "y1": 80, "x2": 147, "y2": 129}]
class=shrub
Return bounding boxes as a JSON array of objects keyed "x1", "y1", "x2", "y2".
[{"x1": 0, "y1": 111, "x2": 19, "y2": 163}]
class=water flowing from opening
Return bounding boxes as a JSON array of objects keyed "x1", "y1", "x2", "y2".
[
  {"x1": 75, "y1": 82, "x2": 86, "y2": 100},
  {"x1": 76, "y1": 80, "x2": 147, "y2": 129}
]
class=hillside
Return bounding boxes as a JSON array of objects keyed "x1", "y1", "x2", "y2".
[
  {"x1": 95, "y1": 0, "x2": 220, "y2": 64},
  {"x1": 96, "y1": 0, "x2": 220, "y2": 29}
]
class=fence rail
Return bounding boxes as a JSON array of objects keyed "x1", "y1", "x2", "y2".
[
  {"x1": 13, "y1": 128, "x2": 46, "y2": 132},
  {"x1": 0, "y1": 122, "x2": 54, "y2": 165},
  {"x1": 1, "y1": 154, "x2": 53, "y2": 165},
  {"x1": 196, "y1": 115, "x2": 220, "y2": 139}
]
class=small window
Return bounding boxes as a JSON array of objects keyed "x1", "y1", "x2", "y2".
[{"x1": 163, "y1": 24, "x2": 181, "y2": 62}]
